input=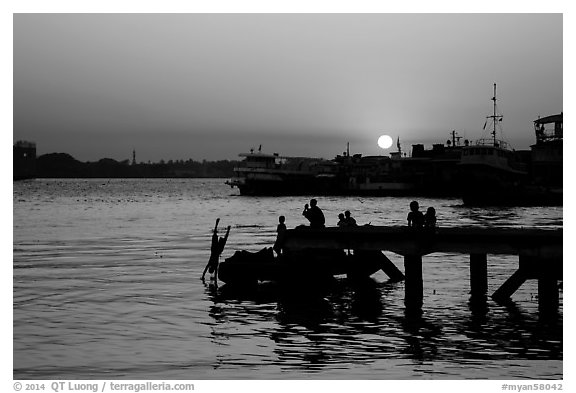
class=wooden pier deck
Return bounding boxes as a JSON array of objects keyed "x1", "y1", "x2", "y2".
[{"x1": 282, "y1": 226, "x2": 562, "y2": 313}]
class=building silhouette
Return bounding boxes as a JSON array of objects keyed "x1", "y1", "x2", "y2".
[{"x1": 14, "y1": 141, "x2": 36, "y2": 180}]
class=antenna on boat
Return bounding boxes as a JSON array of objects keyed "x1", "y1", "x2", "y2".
[
  {"x1": 487, "y1": 83, "x2": 503, "y2": 147},
  {"x1": 347, "y1": 142, "x2": 350, "y2": 157}
]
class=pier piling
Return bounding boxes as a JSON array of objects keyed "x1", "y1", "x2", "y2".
[
  {"x1": 491, "y1": 270, "x2": 527, "y2": 303},
  {"x1": 377, "y1": 252, "x2": 405, "y2": 282},
  {"x1": 404, "y1": 255, "x2": 423, "y2": 309},
  {"x1": 538, "y1": 274, "x2": 560, "y2": 317},
  {"x1": 470, "y1": 253, "x2": 488, "y2": 299}
]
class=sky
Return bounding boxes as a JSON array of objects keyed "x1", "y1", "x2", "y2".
[{"x1": 13, "y1": 13, "x2": 563, "y2": 162}]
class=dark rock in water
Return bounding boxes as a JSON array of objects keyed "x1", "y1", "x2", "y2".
[
  {"x1": 218, "y1": 247, "x2": 276, "y2": 285},
  {"x1": 217, "y1": 246, "x2": 384, "y2": 286}
]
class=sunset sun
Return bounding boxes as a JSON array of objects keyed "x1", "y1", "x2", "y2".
[{"x1": 377, "y1": 135, "x2": 393, "y2": 149}]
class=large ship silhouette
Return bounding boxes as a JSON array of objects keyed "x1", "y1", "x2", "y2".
[{"x1": 227, "y1": 86, "x2": 562, "y2": 206}]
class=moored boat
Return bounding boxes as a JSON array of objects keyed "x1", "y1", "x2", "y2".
[
  {"x1": 226, "y1": 146, "x2": 337, "y2": 196},
  {"x1": 227, "y1": 141, "x2": 465, "y2": 197},
  {"x1": 530, "y1": 112, "x2": 562, "y2": 199},
  {"x1": 459, "y1": 84, "x2": 544, "y2": 206}
]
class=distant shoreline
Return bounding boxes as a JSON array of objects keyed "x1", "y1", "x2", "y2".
[
  {"x1": 18, "y1": 152, "x2": 239, "y2": 180},
  {"x1": 17, "y1": 176, "x2": 231, "y2": 180}
]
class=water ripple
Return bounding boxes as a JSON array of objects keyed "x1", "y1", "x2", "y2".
[{"x1": 13, "y1": 179, "x2": 562, "y2": 379}]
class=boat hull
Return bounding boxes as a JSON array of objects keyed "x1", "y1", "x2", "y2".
[
  {"x1": 459, "y1": 163, "x2": 561, "y2": 206},
  {"x1": 236, "y1": 176, "x2": 337, "y2": 196},
  {"x1": 462, "y1": 187, "x2": 562, "y2": 207}
]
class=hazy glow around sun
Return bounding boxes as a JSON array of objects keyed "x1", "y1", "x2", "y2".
[{"x1": 378, "y1": 135, "x2": 393, "y2": 149}]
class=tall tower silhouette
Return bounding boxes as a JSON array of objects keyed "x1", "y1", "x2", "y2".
[{"x1": 132, "y1": 149, "x2": 136, "y2": 165}]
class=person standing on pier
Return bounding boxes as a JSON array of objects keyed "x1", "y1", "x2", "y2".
[
  {"x1": 337, "y1": 213, "x2": 346, "y2": 227},
  {"x1": 407, "y1": 200, "x2": 425, "y2": 229},
  {"x1": 273, "y1": 215, "x2": 287, "y2": 255},
  {"x1": 303, "y1": 198, "x2": 325, "y2": 228}
]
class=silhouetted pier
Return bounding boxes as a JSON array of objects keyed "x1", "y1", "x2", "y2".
[{"x1": 282, "y1": 226, "x2": 562, "y2": 313}]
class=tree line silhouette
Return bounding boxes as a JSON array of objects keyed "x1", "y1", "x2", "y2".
[{"x1": 35, "y1": 153, "x2": 238, "y2": 178}]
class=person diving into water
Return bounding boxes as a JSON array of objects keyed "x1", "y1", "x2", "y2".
[{"x1": 202, "y1": 218, "x2": 231, "y2": 282}]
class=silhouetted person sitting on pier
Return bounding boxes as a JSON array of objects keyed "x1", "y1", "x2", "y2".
[
  {"x1": 407, "y1": 200, "x2": 424, "y2": 229},
  {"x1": 424, "y1": 207, "x2": 437, "y2": 230},
  {"x1": 303, "y1": 198, "x2": 325, "y2": 228},
  {"x1": 337, "y1": 213, "x2": 346, "y2": 227},
  {"x1": 273, "y1": 215, "x2": 287, "y2": 255},
  {"x1": 344, "y1": 210, "x2": 358, "y2": 227}
]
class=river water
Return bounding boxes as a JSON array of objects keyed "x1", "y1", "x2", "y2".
[{"x1": 13, "y1": 178, "x2": 563, "y2": 379}]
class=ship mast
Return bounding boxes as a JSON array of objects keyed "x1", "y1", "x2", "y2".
[
  {"x1": 487, "y1": 83, "x2": 503, "y2": 147},
  {"x1": 450, "y1": 130, "x2": 462, "y2": 147}
]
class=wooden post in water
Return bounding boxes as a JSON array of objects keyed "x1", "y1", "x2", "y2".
[
  {"x1": 538, "y1": 274, "x2": 559, "y2": 318},
  {"x1": 470, "y1": 253, "x2": 488, "y2": 299},
  {"x1": 404, "y1": 254, "x2": 423, "y2": 309}
]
